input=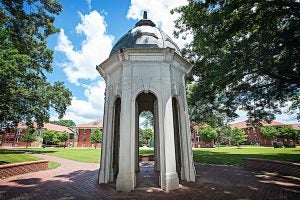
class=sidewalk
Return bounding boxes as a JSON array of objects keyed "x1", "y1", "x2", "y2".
[{"x1": 0, "y1": 153, "x2": 299, "y2": 199}]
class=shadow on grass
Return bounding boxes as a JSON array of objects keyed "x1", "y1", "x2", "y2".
[
  {"x1": 193, "y1": 150, "x2": 300, "y2": 165},
  {"x1": 20, "y1": 149, "x2": 58, "y2": 154},
  {"x1": 0, "y1": 149, "x2": 25, "y2": 154},
  {"x1": 0, "y1": 161, "x2": 9, "y2": 165}
]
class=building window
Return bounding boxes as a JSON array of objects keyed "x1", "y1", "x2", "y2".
[
  {"x1": 15, "y1": 137, "x2": 20, "y2": 142},
  {"x1": 83, "y1": 137, "x2": 86, "y2": 143},
  {"x1": 17, "y1": 129, "x2": 22, "y2": 135},
  {"x1": 83, "y1": 129, "x2": 87, "y2": 134},
  {"x1": 196, "y1": 136, "x2": 200, "y2": 142}
]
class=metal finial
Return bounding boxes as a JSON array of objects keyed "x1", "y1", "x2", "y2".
[{"x1": 143, "y1": 11, "x2": 147, "y2": 19}]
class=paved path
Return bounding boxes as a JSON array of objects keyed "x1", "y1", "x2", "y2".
[{"x1": 0, "y1": 154, "x2": 300, "y2": 199}]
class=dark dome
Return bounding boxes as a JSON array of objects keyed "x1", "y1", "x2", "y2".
[{"x1": 109, "y1": 13, "x2": 180, "y2": 57}]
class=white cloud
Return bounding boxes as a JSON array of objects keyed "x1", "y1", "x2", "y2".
[
  {"x1": 127, "y1": 0, "x2": 192, "y2": 49},
  {"x1": 65, "y1": 80, "x2": 105, "y2": 124},
  {"x1": 86, "y1": 0, "x2": 92, "y2": 10},
  {"x1": 233, "y1": 108, "x2": 299, "y2": 124},
  {"x1": 55, "y1": 10, "x2": 114, "y2": 85},
  {"x1": 54, "y1": 10, "x2": 113, "y2": 124},
  {"x1": 51, "y1": 80, "x2": 105, "y2": 124}
]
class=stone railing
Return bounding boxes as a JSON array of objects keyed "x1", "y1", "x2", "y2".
[
  {"x1": 242, "y1": 158, "x2": 300, "y2": 177},
  {"x1": 0, "y1": 160, "x2": 49, "y2": 179}
]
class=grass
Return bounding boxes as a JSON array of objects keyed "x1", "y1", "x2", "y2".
[
  {"x1": 18, "y1": 146, "x2": 300, "y2": 166},
  {"x1": 192, "y1": 146, "x2": 300, "y2": 165},
  {"x1": 0, "y1": 148, "x2": 41, "y2": 165},
  {"x1": 48, "y1": 161, "x2": 61, "y2": 169},
  {"x1": 21, "y1": 148, "x2": 101, "y2": 163},
  {"x1": 139, "y1": 146, "x2": 155, "y2": 155},
  {"x1": 0, "y1": 148, "x2": 60, "y2": 169}
]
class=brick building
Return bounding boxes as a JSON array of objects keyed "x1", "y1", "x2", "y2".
[
  {"x1": 190, "y1": 124, "x2": 214, "y2": 148},
  {"x1": 76, "y1": 120, "x2": 103, "y2": 148},
  {"x1": 1, "y1": 122, "x2": 74, "y2": 148},
  {"x1": 229, "y1": 120, "x2": 300, "y2": 146}
]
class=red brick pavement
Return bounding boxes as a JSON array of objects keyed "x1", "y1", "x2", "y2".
[{"x1": 0, "y1": 154, "x2": 299, "y2": 200}]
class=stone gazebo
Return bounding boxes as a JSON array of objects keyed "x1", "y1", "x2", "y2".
[{"x1": 97, "y1": 12, "x2": 195, "y2": 192}]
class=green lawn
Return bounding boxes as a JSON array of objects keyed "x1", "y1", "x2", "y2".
[
  {"x1": 0, "y1": 148, "x2": 60, "y2": 169},
  {"x1": 48, "y1": 161, "x2": 61, "y2": 169},
  {"x1": 0, "y1": 148, "x2": 41, "y2": 165},
  {"x1": 193, "y1": 146, "x2": 300, "y2": 165},
  {"x1": 21, "y1": 148, "x2": 101, "y2": 163},
  {"x1": 18, "y1": 146, "x2": 300, "y2": 166}
]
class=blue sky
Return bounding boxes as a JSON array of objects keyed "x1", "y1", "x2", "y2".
[{"x1": 48, "y1": 0, "x2": 298, "y2": 125}]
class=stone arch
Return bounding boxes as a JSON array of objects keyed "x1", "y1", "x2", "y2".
[
  {"x1": 172, "y1": 96, "x2": 182, "y2": 178},
  {"x1": 172, "y1": 95, "x2": 195, "y2": 181},
  {"x1": 134, "y1": 91, "x2": 160, "y2": 186},
  {"x1": 112, "y1": 97, "x2": 121, "y2": 181}
]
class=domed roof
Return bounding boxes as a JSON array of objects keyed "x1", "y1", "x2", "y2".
[{"x1": 109, "y1": 12, "x2": 181, "y2": 57}]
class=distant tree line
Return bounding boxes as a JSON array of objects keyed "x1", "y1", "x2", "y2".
[
  {"x1": 42, "y1": 130, "x2": 69, "y2": 148},
  {"x1": 197, "y1": 125, "x2": 299, "y2": 147}
]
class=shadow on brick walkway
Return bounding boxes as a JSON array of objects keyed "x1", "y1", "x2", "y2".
[{"x1": 0, "y1": 157, "x2": 299, "y2": 199}]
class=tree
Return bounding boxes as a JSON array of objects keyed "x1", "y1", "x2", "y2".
[
  {"x1": 139, "y1": 128, "x2": 154, "y2": 147},
  {"x1": 57, "y1": 131, "x2": 69, "y2": 148},
  {"x1": 278, "y1": 126, "x2": 297, "y2": 140},
  {"x1": 0, "y1": 0, "x2": 72, "y2": 128},
  {"x1": 90, "y1": 128, "x2": 102, "y2": 149},
  {"x1": 174, "y1": 1, "x2": 300, "y2": 124},
  {"x1": 50, "y1": 120, "x2": 76, "y2": 128},
  {"x1": 229, "y1": 128, "x2": 248, "y2": 147},
  {"x1": 198, "y1": 127, "x2": 217, "y2": 143},
  {"x1": 42, "y1": 130, "x2": 55, "y2": 145},
  {"x1": 187, "y1": 83, "x2": 236, "y2": 128},
  {"x1": 22, "y1": 125, "x2": 37, "y2": 148},
  {"x1": 259, "y1": 126, "x2": 279, "y2": 144},
  {"x1": 140, "y1": 111, "x2": 154, "y2": 128},
  {"x1": 218, "y1": 126, "x2": 232, "y2": 145}
]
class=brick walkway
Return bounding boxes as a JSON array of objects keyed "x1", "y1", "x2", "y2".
[{"x1": 0, "y1": 154, "x2": 299, "y2": 199}]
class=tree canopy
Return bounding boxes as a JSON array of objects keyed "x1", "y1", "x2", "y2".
[
  {"x1": 198, "y1": 127, "x2": 217, "y2": 142},
  {"x1": 140, "y1": 111, "x2": 154, "y2": 128},
  {"x1": 259, "y1": 126, "x2": 279, "y2": 141},
  {"x1": 22, "y1": 125, "x2": 37, "y2": 148},
  {"x1": 139, "y1": 128, "x2": 154, "y2": 147},
  {"x1": 90, "y1": 128, "x2": 102, "y2": 145},
  {"x1": 229, "y1": 128, "x2": 248, "y2": 145},
  {"x1": 174, "y1": 0, "x2": 300, "y2": 125},
  {"x1": 278, "y1": 125, "x2": 298, "y2": 140},
  {"x1": 50, "y1": 119, "x2": 76, "y2": 128},
  {"x1": 0, "y1": 0, "x2": 72, "y2": 128},
  {"x1": 42, "y1": 130, "x2": 69, "y2": 146}
]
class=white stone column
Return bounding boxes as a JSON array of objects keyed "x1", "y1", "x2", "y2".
[
  {"x1": 154, "y1": 100, "x2": 160, "y2": 172},
  {"x1": 180, "y1": 76, "x2": 196, "y2": 182},
  {"x1": 135, "y1": 102, "x2": 139, "y2": 172},
  {"x1": 116, "y1": 64, "x2": 135, "y2": 192},
  {"x1": 159, "y1": 64, "x2": 179, "y2": 191},
  {"x1": 99, "y1": 79, "x2": 114, "y2": 183}
]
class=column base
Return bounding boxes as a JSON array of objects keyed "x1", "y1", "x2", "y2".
[
  {"x1": 116, "y1": 173, "x2": 135, "y2": 192},
  {"x1": 98, "y1": 169, "x2": 108, "y2": 184},
  {"x1": 161, "y1": 172, "x2": 179, "y2": 191}
]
